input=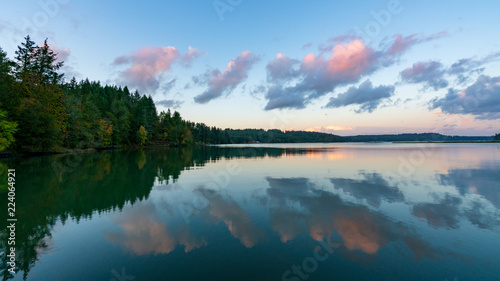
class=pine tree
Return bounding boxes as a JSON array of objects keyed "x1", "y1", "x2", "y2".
[{"x1": 12, "y1": 36, "x2": 68, "y2": 150}]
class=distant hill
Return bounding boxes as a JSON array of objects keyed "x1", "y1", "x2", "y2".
[
  {"x1": 226, "y1": 130, "x2": 495, "y2": 143},
  {"x1": 344, "y1": 133, "x2": 494, "y2": 142}
]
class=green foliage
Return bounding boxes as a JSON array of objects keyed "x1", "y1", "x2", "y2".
[
  {"x1": 0, "y1": 108, "x2": 18, "y2": 151},
  {"x1": 495, "y1": 134, "x2": 500, "y2": 141},
  {"x1": 137, "y1": 125, "x2": 148, "y2": 146},
  {"x1": 3, "y1": 36, "x2": 68, "y2": 151}
]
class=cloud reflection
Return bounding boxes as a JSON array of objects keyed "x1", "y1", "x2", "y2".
[
  {"x1": 330, "y1": 172, "x2": 405, "y2": 207},
  {"x1": 265, "y1": 177, "x2": 442, "y2": 259},
  {"x1": 438, "y1": 163, "x2": 500, "y2": 209},
  {"x1": 107, "y1": 202, "x2": 205, "y2": 255},
  {"x1": 198, "y1": 187, "x2": 265, "y2": 248}
]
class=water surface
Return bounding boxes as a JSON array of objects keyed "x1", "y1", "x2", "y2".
[{"x1": 1, "y1": 143, "x2": 499, "y2": 280}]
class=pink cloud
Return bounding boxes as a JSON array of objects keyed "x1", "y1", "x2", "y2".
[
  {"x1": 202, "y1": 188, "x2": 265, "y2": 248},
  {"x1": 107, "y1": 203, "x2": 206, "y2": 255},
  {"x1": 305, "y1": 125, "x2": 355, "y2": 133},
  {"x1": 326, "y1": 40, "x2": 376, "y2": 79},
  {"x1": 318, "y1": 34, "x2": 361, "y2": 53},
  {"x1": 181, "y1": 46, "x2": 204, "y2": 67},
  {"x1": 42, "y1": 42, "x2": 71, "y2": 63},
  {"x1": 263, "y1": 32, "x2": 447, "y2": 110},
  {"x1": 114, "y1": 46, "x2": 203, "y2": 93},
  {"x1": 388, "y1": 31, "x2": 447, "y2": 56},
  {"x1": 300, "y1": 40, "x2": 377, "y2": 80},
  {"x1": 194, "y1": 51, "x2": 259, "y2": 104}
]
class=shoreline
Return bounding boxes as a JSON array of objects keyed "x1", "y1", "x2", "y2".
[{"x1": 2, "y1": 141, "x2": 499, "y2": 159}]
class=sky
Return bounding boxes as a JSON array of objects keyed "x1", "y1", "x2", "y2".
[{"x1": 1, "y1": 0, "x2": 499, "y2": 136}]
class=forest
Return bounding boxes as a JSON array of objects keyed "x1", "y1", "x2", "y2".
[
  {"x1": 0, "y1": 36, "x2": 498, "y2": 153},
  {"x1": 0, "y1": 36, "x2": 240, "y2": 152}
]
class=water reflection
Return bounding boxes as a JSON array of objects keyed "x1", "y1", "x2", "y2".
[
  {"x1": 0, "y1": 144, "x2": 499, "y2": 280},
  {"x1": 330, "y1": 172, "x2": 405, "y2": 207},
  {"x1": 438, "y1": 163, "x2": 500, "y2": 209},
  {"x1": 107, "y1": 201, "x2": 206, "y2": 255},
  {"x1": 265, "y1": 177, "x2": 438, "y2": 258}
]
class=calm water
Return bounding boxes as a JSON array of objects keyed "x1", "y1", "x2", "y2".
[{"x1": 1, "y1": 143, "x2": 499, "y2": 281}]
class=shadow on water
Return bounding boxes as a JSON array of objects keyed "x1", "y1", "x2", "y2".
[{"x1": 0, "y1": 145, "x2": 327, "y2": 280}]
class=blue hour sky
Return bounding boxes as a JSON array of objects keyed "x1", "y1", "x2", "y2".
[{"x1": 1, "y1": 0, "x2": 499, "y2": 135}]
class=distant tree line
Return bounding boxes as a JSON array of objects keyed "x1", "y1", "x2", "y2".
[
  {"x1": 495, "y1": 133, "x2": 500, "y2": 141},
  {"x1": 226, "y1": 129, "x2": 344, "y2": 143}
]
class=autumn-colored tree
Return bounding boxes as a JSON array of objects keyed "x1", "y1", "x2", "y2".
[
  {"x1": 137, "y1": 125, "x2": 148, "y2": 146},
  {"x1": 96, "y1": 119, "x2": 113, "y2": 146},
  {"x1": 0, "y1": 108, "x2": 18, "y2": 151}
]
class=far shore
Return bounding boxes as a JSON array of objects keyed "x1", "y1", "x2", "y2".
[{"x1": 2, "y1": 141, "x2": 499, "y2": 159}]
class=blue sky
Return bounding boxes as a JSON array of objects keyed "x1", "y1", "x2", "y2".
[{"x1": 1, "y1": 0, "x2": 499, "y2": 135}]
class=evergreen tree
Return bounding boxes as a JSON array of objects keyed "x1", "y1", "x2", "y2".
[{"x1": 12, "y1": 36, "x2": 67, "y2": 150}]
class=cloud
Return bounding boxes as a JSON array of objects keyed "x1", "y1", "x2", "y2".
[
  {"x1": 113, "y1": 46, "x2": 180, "y2": 93},
  {"x1": 325, "y1": 80, "x2": 394, "y2": 113},
  {"x1": 399, "y1": 51, "x2": 500, "y2": 90},
  {"x1": 193, "y1": 51, "x2": 259, "y2": 104},
  {"x1": 43, "y1": 42, "x2": 82, "y2": 79},
  {"x1": 448, "y1": 52, "x2": 500, "y2": 84},
  {"x1": 400, "y1": 61, "x2": 448, "y2": 90},
  {"x1": 264, "y1": 40, "x2": 378, "y2": 110},
  {"x1": 262, "y1": 32, "x2": 445, "y2": 110},
  {"x1": 162, "y1": 78, "x2": 177, "y2": 93},
  {"x1": 305, "y1": 125, "x2": 355, "y2": 133},
  {"x1": 113, "y1": 46, "x2": 202, "y2": 94},
  {"x1": 263, "y1": 85, "x2": 307, "y2": 110},
  {"x1": 266, "y1": 53, "x2": 300, "y2": 82},
  {"x1": 155, "y1": 99, "x2": 184, "y2": 109},
  {"x1": 301, "y1": 42, "x2": 312, "y2": 50},
  {"x1": 45, "y1": 42, "x2": 71, "y2": 63},
  {"x1": 180, "y1": 46, "x2": 204, "y2": 67},
  {"x1": 386, "y1": 32, "x2": 447, "y2": 56},
  {"x1": 318, "y1": 34, "x2": 361, "y2": 53},
  {"x1": 429, "y1": 75, "x2": 500, "y2": 119}
]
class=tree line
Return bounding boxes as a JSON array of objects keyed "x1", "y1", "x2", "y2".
[{"x1": 0, "y1": 36, "x2": 236, "y2": 152}]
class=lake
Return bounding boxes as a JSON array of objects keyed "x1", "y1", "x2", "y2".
[{"x1": 1, "y1": 143, "x2": 499, "y2": 281}]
